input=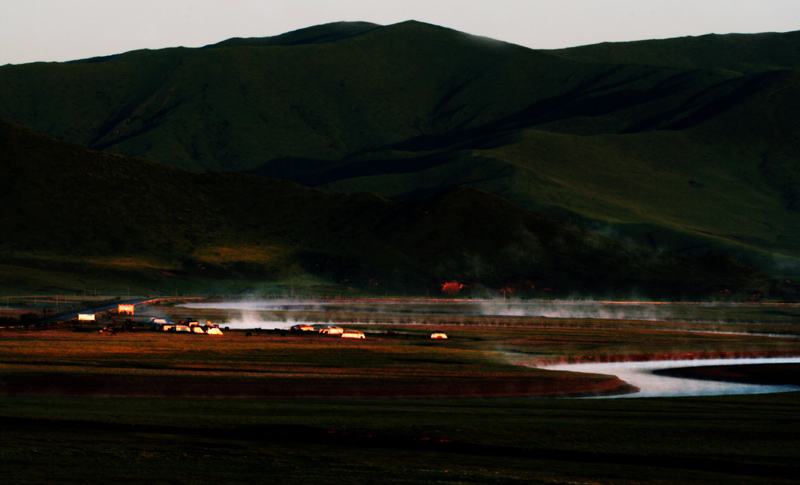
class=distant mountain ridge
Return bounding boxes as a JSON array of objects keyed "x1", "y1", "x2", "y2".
[
  {"x1": 2, "y1": 21, "x2": 800, "y2": 283},
  {"x1": 207, "y1": 21, "x2": 382, "y2": 48},
  {"x1": 552, "y1": 30, "x2": 800, "y2": 72}
]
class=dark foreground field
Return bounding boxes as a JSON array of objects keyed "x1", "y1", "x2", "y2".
[
  {"x1": 2, "y1": 306, "x2": 800, "y2": 484},
  {"x1": 2, "y1": 394, "x2": 799, "y2": 484}
]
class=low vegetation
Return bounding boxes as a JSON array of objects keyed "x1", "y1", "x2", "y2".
[
  {"x1": 1, "y1": 301, "x2": 799, "y2": 483},
  {"x1": 2, "y1": 22, "x2": 799, "y2": 278},
  {"x1": 0, "y1": 123, "x2": 789, "y2": 300},
  {"x1": 4, "y1": 21, "x2": 800, "y2": 483}
]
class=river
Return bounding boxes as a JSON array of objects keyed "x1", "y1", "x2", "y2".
[{"x1": 540, "y1": 357, "x2": 800, "y2": 398}]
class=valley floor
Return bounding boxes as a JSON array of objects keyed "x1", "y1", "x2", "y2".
[{"x1": 2, "y1": 302, "x2": 799, "y2": 484}]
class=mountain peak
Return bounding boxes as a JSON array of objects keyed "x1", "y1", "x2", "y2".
[{"x1": 208, "y1": 21, "x2": 382, "y2": 48}]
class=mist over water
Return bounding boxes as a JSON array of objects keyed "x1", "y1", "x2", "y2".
[
  {"x1": 540, "y1": 357, "x2": 800, "y2": 398},
  {"x1": 477, "y1": 300, "x2": 664, "y2": 320},
  {"x1": 181, "y1": 300, "x2": 332, "y2": 329},
  {"x1": 224, "y1": 311, "x2": 321, "y2": 330},
  {"x1": 181, "y1": 299, "x2": 800, "y2": 324},
  {"x1": 182, "y1": 299, "x2": 668, "y2": 327},
  {"x1": 182, "y1": 300, "x2": 325, "y2": 311},
  {"x1": 181, "y1": 300, "x2": 800, "y2": 397},
  {"x1": 183, "y1": 299, "x2": 671, "y2": 321}
]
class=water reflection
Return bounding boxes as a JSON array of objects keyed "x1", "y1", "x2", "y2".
[{"x1": 541, "y1": 357, "x2": 800, "y2": 398}]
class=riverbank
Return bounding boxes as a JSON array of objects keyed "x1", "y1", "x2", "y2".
[
  {"x1": 0, "y1": 371, "x2": 637, "y2": 398},
  {"x1": 0, "y1": 328, "x2": 638, "y2": 399}
]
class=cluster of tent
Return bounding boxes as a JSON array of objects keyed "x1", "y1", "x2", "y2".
[
  {"x1": 146, "y1": 318, "x2": 446, "y2": 340},
  {"x1": 291, "y1": 324, "x2": 447, "y2": 340},
  {"x1": 149, "y1": 317, "x2": 223, "y2": 335},
  {"x1": 290, "y1": 324, "x2": 366, "y2": 339}
]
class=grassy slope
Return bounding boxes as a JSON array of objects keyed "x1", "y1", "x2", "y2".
[
  {"x1": 0, "y1": 122, "x2": 783, "y2": 299},
  {"x1": 3, "y1": 22, "x2": 800, "y2": 279},
  {"x1": 310, "y1": 32, "x2": 800, "y2": 272},
  {"x1": 0, "y1": 21, "x2": 587, "y2": 170}
]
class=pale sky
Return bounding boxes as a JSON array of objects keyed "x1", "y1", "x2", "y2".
[{"x1": 2, "y1": 0, "x2": 799, "y2": 65}]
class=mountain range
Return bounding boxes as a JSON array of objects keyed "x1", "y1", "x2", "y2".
[{"x1": 2, "y1": 21, "x2": 799, "y2": 298}]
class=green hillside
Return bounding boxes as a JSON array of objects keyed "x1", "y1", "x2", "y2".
[
  {"x1": 0, "y1": 21, "x2": 585, "y2": 170},
  {"x1": 2, "y1": 21, "x2": 800, "y2": 283},
  {"x1": 1, "y1": 122, "x2": 783, "y2": 299}
]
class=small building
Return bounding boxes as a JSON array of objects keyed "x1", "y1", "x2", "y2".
[
  {"x1": 118, "y1": 304, "x2": 135, "y2": 315},
  {"x1": 78, "y1": 314, "x2": 96, "y2": 322}
]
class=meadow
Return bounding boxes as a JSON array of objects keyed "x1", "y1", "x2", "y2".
[
  {"x1": 1, "y1": 300, "x2": 799, "y2": 483},
  {"x1": 3, "y1": 22, "x2": 800, "y2": 483}
]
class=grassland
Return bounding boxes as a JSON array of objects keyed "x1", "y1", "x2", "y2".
[
  {"x1": 3, "y1": 23, "x2": 800, "y2": 480},
  {"x1": 3, "y1": 393, "x2": 799, "y2": 484},
  {"x1": 2, "y1": 300, "x2": 799, "y2": 483}
]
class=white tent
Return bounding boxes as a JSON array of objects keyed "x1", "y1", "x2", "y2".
[{"x1": 341, "y1": 330, "x2": 366, "y2": 339}]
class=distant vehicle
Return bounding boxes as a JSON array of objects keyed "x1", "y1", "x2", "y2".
[
  {"x1": 290, "y1": 324, "x2": 315, "y2": 332},
  {"x1": 341, "y1": 330, "x2": 366, "y2": 339},
  {"x1": 319, "y1": 326, "x2": 344, "y2": 335},
  {"x1": 430, "y1": 332, "x2": 448, "y2": 339},
  {"x1": 173, "y1": 325, "x2": 191, "y2": 333}
]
